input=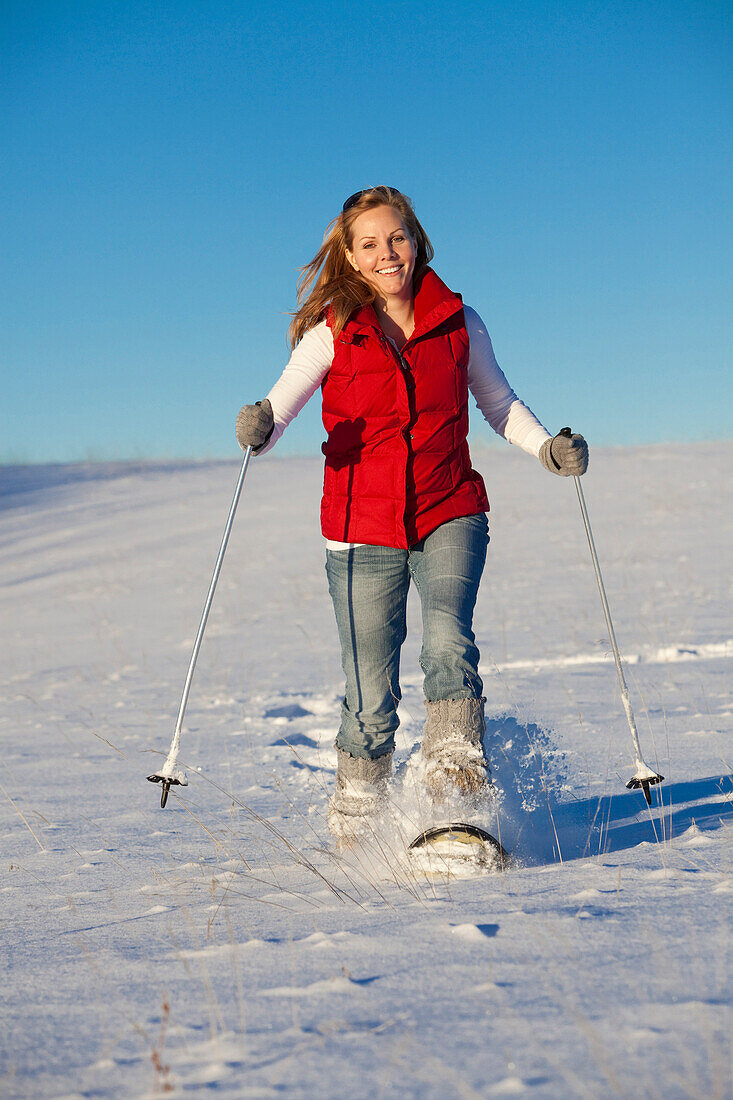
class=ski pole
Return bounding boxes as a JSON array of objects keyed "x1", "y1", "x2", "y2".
[
  {"x1": 560, "y1": 429, "x2": 663, "y2": 805},
  {"x1": 148, "y1": 446, "x2": 253, "y2": 807}
]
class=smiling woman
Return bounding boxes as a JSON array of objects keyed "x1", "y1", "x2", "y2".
[
  {"x1": 289, "y1": 185, "x2": 435, "y2": 348},
  {"x1": 344, "y1": 206, "x2": 417, "y2": 346},
  {"x1": 234, "y1": 185, "x2": 589, "y2": 845}
]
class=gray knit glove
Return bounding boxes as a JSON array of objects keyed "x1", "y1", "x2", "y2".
[
  {"x1": 539, "y1": 428, "x2": 589, "y2": 476},
  {"x1": 235, "y1": 399, "x2": 274, "y2": 453}
]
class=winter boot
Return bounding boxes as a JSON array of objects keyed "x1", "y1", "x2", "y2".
[
  {"x1": 327, "y1": 747, "x2": 392, "y2": 845},
  {"x1": 422, "y1": 697, "x2": 491, "y2": 800}
]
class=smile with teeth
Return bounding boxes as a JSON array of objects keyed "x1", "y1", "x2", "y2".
[{"x1": 377, "y1": 265, "x2": 402, "y2": 275}]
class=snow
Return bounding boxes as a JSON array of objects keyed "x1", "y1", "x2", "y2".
[{"x1": 1, "y1": 442, "x2": 731, "y2": 1099}]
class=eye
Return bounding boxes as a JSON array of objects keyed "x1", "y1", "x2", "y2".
[{"x1": 392, "y1": 235, "x2": 405, "y2": 243}]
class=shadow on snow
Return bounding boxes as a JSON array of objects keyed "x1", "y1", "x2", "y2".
[
  {"x1": 485, "y1": 714, "x2": 732, "y2": 867},
  {"x1": 0, "y1": 459, "x2": 233, "y2": 512}
]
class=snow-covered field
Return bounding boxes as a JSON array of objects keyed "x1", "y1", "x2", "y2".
[{"x1": 1, "y1": 443, "x2": 731, "y2": 1099}]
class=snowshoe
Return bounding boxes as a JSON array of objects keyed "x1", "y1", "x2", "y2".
[{"x1": 408, "y1": 822, "x2": 510, "y2": 875}]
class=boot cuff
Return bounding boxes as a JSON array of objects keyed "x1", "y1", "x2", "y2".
[
  {"x1": 422, "y1": 697, "x2": 486, "y2": 758},
  {"x1": 335, "y1": 746, "x2": 393, "y2": 785}
]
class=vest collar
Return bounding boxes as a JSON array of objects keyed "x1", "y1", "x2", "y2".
[{"x1": 339, "y1": 268, "x2": 463, "y2": 345}]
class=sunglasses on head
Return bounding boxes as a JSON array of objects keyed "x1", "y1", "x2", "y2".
[{"x1": 342, "y1": 186, "x2": 401, "y2": 213}]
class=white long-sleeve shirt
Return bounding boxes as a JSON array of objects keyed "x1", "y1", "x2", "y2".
[
  {"x1": 262, "y1": 306, "x2": 549, "y2": 456},
  {"x1": 260, "y1": 305, "x2": 551, "y2": 547}
]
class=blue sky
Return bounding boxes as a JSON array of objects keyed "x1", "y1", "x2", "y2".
[{"x1": 2, "y1": 0, "x2": 731, "y2": 463}]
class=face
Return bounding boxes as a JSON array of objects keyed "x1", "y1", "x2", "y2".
[{"x1": 345, "y1": 205, "x2": 416, "y2": 302}]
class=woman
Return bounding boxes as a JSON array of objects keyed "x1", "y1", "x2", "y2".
[{"x1": 235, "y1": 186, "x2": 587, "y2": 842}]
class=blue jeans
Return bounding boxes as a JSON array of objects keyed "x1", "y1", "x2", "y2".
[{"x1": 325, "y1": 513, "x2": 489, "y2": 760}]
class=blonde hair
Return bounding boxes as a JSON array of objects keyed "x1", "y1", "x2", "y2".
[{"x1": 288, "y1": 186, "x2": 434, "y2": 349}]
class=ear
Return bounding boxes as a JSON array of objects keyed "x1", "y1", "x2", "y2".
[{"x1": 344, "y1": 248, "x2": 359, "y2": 272}]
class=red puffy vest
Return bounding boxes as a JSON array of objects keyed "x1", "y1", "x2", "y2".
[{"x1": 321, "y1": 268, "x2": 489, "y2": 548}]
